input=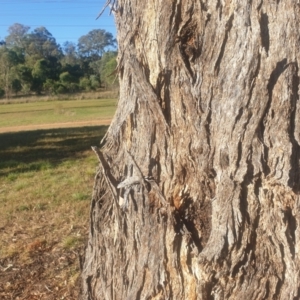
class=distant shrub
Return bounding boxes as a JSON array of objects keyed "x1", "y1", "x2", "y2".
[
  {"x1": 59, "y1": 71, "x2": 74, "y2": 84},
  {"x1": 43, "y1": 79, "x2": 58, "y2": 95},
  {"x1": 56, "y1": 84, "x2": 67, "y2": 94},
  {"x1": 11, "y1": 79, "x2": 22, "y2": 95},
  {"x1": 68, "y1": 82, "x2": 79, "y2": 93},
  {"x1": 90, "y1": 75, "x2": 100, "y2": 89},
  {"x1": 21, "y1": 83, "x2": 31, "y2": 95},
  {"x1": 0, "y1": 87, "x2": 4, "y2": 98},
  {"x1": 79, "y1": 77, "x2": 92, "y2": 91}
]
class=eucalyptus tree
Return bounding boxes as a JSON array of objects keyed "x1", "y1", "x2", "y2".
[
  {"x1": 0, "y1": 47, "x2": 24, "y2": 98},
  {"x1": 98, "y1": 51, "x2": 118, "y2": 88},
  {"x1": 82, "y1": 1, "x2": 300, "y2": 299},
  {"x1": 62, "y1": 41, "x2": 78, "y2": 66},
  {"x1": 25, "y1": 26, "x2": 62, "y2": 60},
  {"x1": 5, "y1": 23, "x2": 30, "y2": 49},
  {"x1": 77, "y1": 29, "x2": 116, "y2": 59}
]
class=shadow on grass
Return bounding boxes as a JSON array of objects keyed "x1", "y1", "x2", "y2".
[{"x1": 0, "y1": 125, "x2": 108, "y2": 177}]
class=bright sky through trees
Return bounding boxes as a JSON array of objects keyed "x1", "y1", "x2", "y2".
[{"x1": 0, "y1": 0, "x2": 116, "y2": 44}]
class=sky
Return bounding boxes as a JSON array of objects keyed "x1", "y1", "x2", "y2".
[{"x1": 0, "y1": 0, "x2": 117, "y2": 46}]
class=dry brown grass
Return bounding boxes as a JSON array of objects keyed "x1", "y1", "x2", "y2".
[{"x1": 0, "y1": 126, "x2": 107, "y2": 299}]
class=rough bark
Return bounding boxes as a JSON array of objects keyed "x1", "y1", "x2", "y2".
[{"x1": 82, "y1": 1, "x2": 300, "y2": 299}]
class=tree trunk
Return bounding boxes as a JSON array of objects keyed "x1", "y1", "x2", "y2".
[{"x1": 81, "y1": 1, "x2": 300, "y2": 299}]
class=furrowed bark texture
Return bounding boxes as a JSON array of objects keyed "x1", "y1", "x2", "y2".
[{"x1": 82, "y1": 1, "x2": 300, "y2": 299}]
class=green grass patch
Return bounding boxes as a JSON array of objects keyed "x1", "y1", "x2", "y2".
[
  {"x1": 72, "y1": 192, "x2": 90, "y2": 201},
  {"x1": 16, "y1": 204, "x2": 31, "y2": 212},
  {"x1": 0, "y1": 125, "x2": 107, "y2": 261},
  {"x1": 0, "y1": 96, "x2": 112, "y2": 297},
  {"x1": 0, "y1": 98, "x2": 117, "y2": 128},
  {"x1": 6, "y1": 173, "x2": 18, "y2": 181},
  {"x1": 0, "y1": 124, "x2": 106, "y2": 217},
  {"x1": 62, "y1": 236, "x2": 81, "y2": 250}
]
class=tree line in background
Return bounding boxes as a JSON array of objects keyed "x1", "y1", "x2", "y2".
[{"x1": 0, "y1": 23, "x2": 118, "y2": 99}]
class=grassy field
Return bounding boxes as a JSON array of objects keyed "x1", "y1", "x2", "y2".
[
  {"x1": 0, "y1": 126, "x2": 109, "y2": 299},
  {"x1": 0, "y1": 90, "x2": 118, "y2": 105},
  {"x1": 0, "y1": 96, "x2": 116, "y2": 299},
  {"x1": 0, "y1": 98, "x2": 117, "y2": 128}
]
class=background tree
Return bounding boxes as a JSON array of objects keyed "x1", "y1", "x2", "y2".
[
  {"x1": 81, "y1": 1, "x2": 300, "y2": 299},
  {"x1": 0, "y1": 24, "x2": 117, "y2": 96},
  {"x1": 25, "y1": 26, "x2": 62, "y2": 59},
  {"x1": 77, "y1": 30, "x2": 117, "y2": 90},
  {"x1": 61, "y1": 41, "x2": 78, "y2": 66},
  {"x1": 11, "y1": 78, "x2": 22, "y2": 95},
  {"x1": 32, "y1": 59, "x2": 53, "y2": 78},
  {"x1": 79, "y1": 77, "x2": 92, "y2": 92},
  {"x1": 0, "y1": 47, "x2": 24, "y2": 98},
  {"x1": 98, "y1": 51, "x2": 118, "y2": 88},
  {"x1": 16, "y1": 64, "x2": 33, "y2": 94},
  {"x1": 31, "y1": 57, "x2": 61, "y2": 93},
  {"x1": 5, "y1": 23, "x2": 30, "y2": 49},
  {"x1": 77, "y1": 29, "x2": 116, "y2": 59},
  {"x1": 58, "y1": 71, "x2": 79, "y2": 93}
]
